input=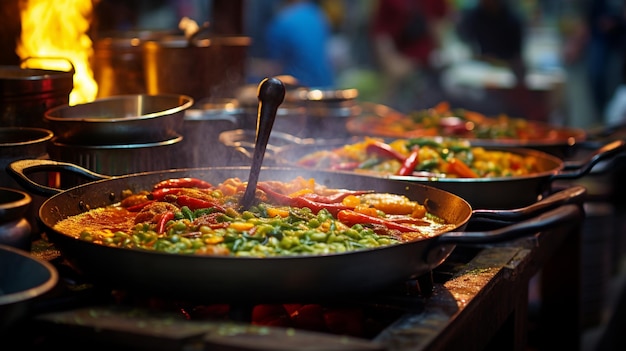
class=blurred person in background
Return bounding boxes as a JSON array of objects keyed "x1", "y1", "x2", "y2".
[
  {"x1": 370, "y1": 0, "x2": 450, "y2": 111},
  {"x1": 261, "y1": 0, "x2": 336, "y2": 88},
  {"x1": 584, "y1": 0, "x2": 626, "y2": 124},
  {"x1": 456, "y1": 0, "x2": 550, "y2": 121},
  {"x1": 456, "y1": 0, "x2": 527, "y2": 85}
]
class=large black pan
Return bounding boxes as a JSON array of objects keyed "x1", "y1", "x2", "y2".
[
  {"x1": 9, "y1": 159, "x2": 584, "y2": 303},
  {"x1": 266, "y1": 137, "x2": 624, "y2": 209}
]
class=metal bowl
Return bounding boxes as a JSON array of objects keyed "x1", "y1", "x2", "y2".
[
  {"x1": 44, "y1": 94, "x2": 193, "y2": 145},
  {"x1": 0, "y1": 244, "x2": 58, "y2": 333}
]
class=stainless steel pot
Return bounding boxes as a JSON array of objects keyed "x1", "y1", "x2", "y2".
[
  {"x1": 44, "y1": 94, "x2": 192, "y2": 145},
  {"x1": 0, "y1": 127, "x2": 53, "y2": 235},
  {"x1": 0, "y1": 65, "x2": 73, "y2": 127},
  {"x1": 180, "y1": 99, "x2": 243, "y2": 168},
  {"x1": 142, "y1": 36, "x2": 251, "y2": 102},
  {"x1": 47, "y1": 135, "x2": 184, "y2": 187}
]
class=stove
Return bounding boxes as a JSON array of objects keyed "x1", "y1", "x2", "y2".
[{"x1": 4, "y1": 211, "x2": 584, "y2": 351}]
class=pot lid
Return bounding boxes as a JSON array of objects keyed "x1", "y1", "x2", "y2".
[{"x1": 0, "y1": 66, "x2": 73, "y2": 97}]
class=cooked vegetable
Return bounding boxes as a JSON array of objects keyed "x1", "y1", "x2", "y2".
[
  {"x1": 294, "y1": 137, "x2": 541, "y2": 178},
  {"x1": 53, "y1": 176, "x2": 455, "y2": 257},
  {"x1": 348, "y1": 101, "x2": 571, "y2": 141}
]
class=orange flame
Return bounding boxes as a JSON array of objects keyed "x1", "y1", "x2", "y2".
[{"x1": 17, "y1": 0, "x2": 98, "y2": 105}]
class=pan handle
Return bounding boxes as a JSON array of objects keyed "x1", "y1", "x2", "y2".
[
  {"x1": 554, "y1": 139, "x2": 626, "y2": 179},
  {"x1": 470, "y1": 185, "x2": 587, "y2": 222},
  {"x1": 438, "y1": 203, "x2": 583, "y2": 245},
  {"x1": 7, "y1": 159, "x2": 112, "y2": 197}
]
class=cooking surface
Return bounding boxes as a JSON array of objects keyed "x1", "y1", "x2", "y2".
[{"x1": 5, "y1": 213, "x2": 583, "y2": 351}]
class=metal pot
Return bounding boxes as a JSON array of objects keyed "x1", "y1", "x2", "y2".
[
  {"x1": 0, "y1": 244, "x2": 58, "y2": 334},
  {"x1": 0, "y1": 187, "x2": 32, "y2": 250},
  {"x1": 47, "y1": 134, "x2": 183, "y2": 174},
  {"x1": 0, "y1": 63, "x2": 73, "y2": 128},
  {"x1": 0, "y1": 127, "x2": 53, "y2": 235},
  {"x1": 8, "y1": 160, "x2": 583, "y2": 303},
  {"x1": 142, "y1": 36, "x2": 251, "y2": 102},
  {"x1": 179, "y1": 99, "x2": 244, "y2": 168},
  {"x1": 91, "y1": 31, "x2": 178, "y2": 98},
  {"x1": 44, "y1": 94, "x2": 193, "y2": 145}
]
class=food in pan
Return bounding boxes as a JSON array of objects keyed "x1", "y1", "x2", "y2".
[
  {"x1": 347, "y1": 101, "x2": 583, "y2": 142},
  {"x1": 294, "y1": 137, "x2": 542, "y2": 178},
  {"x1": 53, "y1": 176, "x2": 455, "y2": 257}
]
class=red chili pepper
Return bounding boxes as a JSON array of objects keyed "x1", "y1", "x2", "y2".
[
  {"x1": 156, "y1": 211, "x2": 175, "y2": 234},
  {"x1": 151, "y1": 187, "x2": 186, "y2": 201},
  {"x1": 153, "y1": 177, "x2": 213, "y2": 190},
  {"x1": 365, "y1": 141, "x2": 406, "y2": 162},
  {"x1": 396, "y1": 147, "x2": 420, "y2": 176},
  {"x1": 291, "y1": 196, "x2": 351, "y2": 216},
  {"x1": 256, "y1": 183, "x2": 295, "y2": 205},
  {"x1": 301, "y1": 189, "x2": 374, "y2": 204},
  {"x1": 257, "y1": 184, "x2": 351, "y2": 216},
  {"x1": 337, "y1": 209, "x2": 422, "y2": 233},
  {"x1": 125, "y1": 200, "x2": 155, "y2": 212},
  {"x1": 447, "y1": 158, "x2": 478, "y2": 178},
  {"x1": 176, "y1": 195, "x2": 225, "y2": 212}
]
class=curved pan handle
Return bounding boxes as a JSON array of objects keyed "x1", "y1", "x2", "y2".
[
  {"x1": 470, "y1": 185, "x2": 586, "y2": 222},
  {"x1": 7, "y1": 159, "x2": 112, "y2": 197},
  {"x1": 554, "y1": 139, "x2": 626, "y2": 179},
  {"x1": 438, "y1": 203, "x2": 583, "y2": 245}
]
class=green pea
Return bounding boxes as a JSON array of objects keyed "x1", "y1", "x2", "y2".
[{"x1": 310, "y1": 232, "x2": 327, "y2": 242}]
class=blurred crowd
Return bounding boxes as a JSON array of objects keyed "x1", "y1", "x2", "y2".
[
  {"x1": 65, "y1": 0, "x2": 626, "y2": 128},
  {"x1": 243, "y1": 0, "x2": 626, "y2": 128}
]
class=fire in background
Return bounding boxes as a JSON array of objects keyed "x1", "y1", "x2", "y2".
[{"x1": 17, "y1": 0, "x2": 98, "y2": 105}]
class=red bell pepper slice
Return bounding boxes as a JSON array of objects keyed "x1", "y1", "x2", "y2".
[
  {"x1": 396, "y1": 147, "x2": 420, "y2": 176},
  {"x1": 153, "y1": 177, "x2": 213, "y2": 190}
]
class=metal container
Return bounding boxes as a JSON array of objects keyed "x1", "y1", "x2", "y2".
[
  {"x1": 236, "y1": 86, "x2": 358, "y2": 139},
  {"x1": 92, "y1": 31, "x2": 178, "y2": 98},
  {"x1": 0, "y1": 65, "x2": 73, "y2": 127},
  {"x1": 0, "y1": 188, "x2": 32, "y2": 251},
  {"x1": 0, "y1": 127, "x2": 53, "y2": 235},
  {"x1": 180, "y1": 99, "x2": 243, "y2": 168},
  {"x1": 47, "y1": 134, "x2": 184, "y2": 179},
  {"x1": 142, "y1": 36, "x2": 251, "y2": 102},
  {"x1": 44, "y1": 94, "x2": 192, "y2": 145}
]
